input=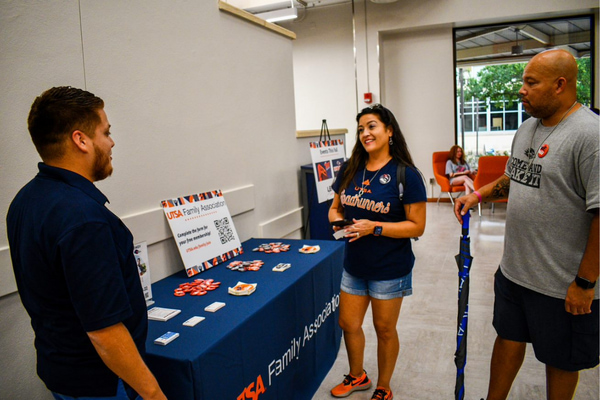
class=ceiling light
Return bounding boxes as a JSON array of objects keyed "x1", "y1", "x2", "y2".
[
  {"x1": 370, "y1": 0, "x2": 399, "y2": 3},
  {"x1": 511, "y1": 28, "x2": 523, "y2": 55},
  {"x1": 255, "y1": 7, "x2": 298, "y2": 22}
]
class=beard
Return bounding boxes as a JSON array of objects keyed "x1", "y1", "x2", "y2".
[
  {"x1": 524, "y1": 102, "x2": 559, "y2": 120},
  {"x1": 92, "y1": 142, "x2": 113, "y2": 181},
  {"x1": 522, "y1": 93, "x2": 561, "y2": 121}
]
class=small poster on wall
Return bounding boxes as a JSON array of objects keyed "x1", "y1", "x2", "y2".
[
  {"x1": 161, "y1": 190, "x2": 243, "y2": 277},
  {"x1": 134, "y1": 241, "x2": 154, "y2": 307},
  {"x1": 309, "y1": 140, "x2": 346, "y2": 203}
]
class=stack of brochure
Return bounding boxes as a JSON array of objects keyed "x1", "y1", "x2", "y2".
[
  {"x1": 147, "y1": 307, "x2": 181, "y2": 321},
  {"x1": 272, "y1": 263, "x2": 291, "y2": 272},
  {"x1": 228, "y1": 282, "x2": 257, "y2": 296}
]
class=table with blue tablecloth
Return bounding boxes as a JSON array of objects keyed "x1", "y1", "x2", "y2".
[{"x1": 145, "y1": 238, "x2": 344, "y2": 400}]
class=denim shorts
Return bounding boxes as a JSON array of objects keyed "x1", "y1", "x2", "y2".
[
  {"x1": 493, "y1": 268, "x2": 599, "y2": 371},
  {"x1": 340, "y1": 269, "x2": 413, "y2": 300}
]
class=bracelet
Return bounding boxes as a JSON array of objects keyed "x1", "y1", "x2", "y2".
[{"x1": 473, "y1": 191, "x2": 482, "y2": 203}]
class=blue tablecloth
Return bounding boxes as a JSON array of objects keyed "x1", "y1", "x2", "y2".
[{"x1": 145, "y1": 238, "x2": 344, "y2": 400}]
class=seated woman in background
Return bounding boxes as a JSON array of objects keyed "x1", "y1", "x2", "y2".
[{"x1": 445, "y1": 145, "x2": 475, "y2": 194}]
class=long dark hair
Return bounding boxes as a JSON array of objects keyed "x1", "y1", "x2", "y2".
[
  {"x1": 338, "y1": 104, "x2": 415, "y2": 191},
  {"x1": 448, "y1": 145, "x2": 466, "y2": 164}
]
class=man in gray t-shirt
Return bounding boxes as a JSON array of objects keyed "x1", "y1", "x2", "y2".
[
  {"x1": 455, "y1": 49, "x2": 598, "y2": 400},
  {"x1": 503, "y1": 106, "x2": 598, "y2": 298}
]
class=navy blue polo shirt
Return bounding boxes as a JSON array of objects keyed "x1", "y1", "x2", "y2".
[
  {"x1": 6, "y1": 163, "x2": 147, "y2": 397},
  {"x1": 332, "y1": 160, "x2": 426, "y2": 280}
]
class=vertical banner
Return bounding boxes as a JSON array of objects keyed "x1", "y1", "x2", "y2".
[
  {"x1": 134, "y1": 242, "x2": 154, "y2": 307},
  {"x1": 161, "y1": 190, "x2": 243, "y2": 277},
  {"x1": 309, "y1": 140, "x2": 346, "y2": 203}
]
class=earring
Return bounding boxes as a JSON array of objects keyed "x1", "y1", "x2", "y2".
[{"x1": 389, "y1": 137, "x2": 394, "y2": 146}]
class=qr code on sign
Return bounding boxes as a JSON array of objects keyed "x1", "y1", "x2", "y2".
[{"x1": 214, "y1": 217, "x2": 235, "y2": 245}]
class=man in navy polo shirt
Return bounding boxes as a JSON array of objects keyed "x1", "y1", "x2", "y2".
[{"x1": 6, "y1": 87, "x2": 166, "y2": 400}]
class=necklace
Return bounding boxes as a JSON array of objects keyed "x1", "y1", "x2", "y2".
[
  {"x1": 358, "y1": 160, "x2": 388, "y2": 197},
  {"x1": 526, "y1": 100, "x2": 578, "y2": 171}
]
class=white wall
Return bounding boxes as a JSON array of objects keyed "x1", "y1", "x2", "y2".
[
  {"x1": 285, "y1": 0, "x2": 599, "y2": 199},
  {"x1": 284, "y1": 4, "x2": 359, "y2": 151},
  {"x1": 381, "y1": 27, "x2": 456, "y2": 198}
]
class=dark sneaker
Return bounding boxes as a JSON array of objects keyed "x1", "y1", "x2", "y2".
[
  {"x1": 371, "y1": 386, "x2": 393, "y2": 400},
  {"x1": 330, "y1": 370, "x2": 372, "y2": 398}
]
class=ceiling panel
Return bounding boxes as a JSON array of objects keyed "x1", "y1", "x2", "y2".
[{"x1": 455, "y1": 16, "x2": 592, "y2": 66}]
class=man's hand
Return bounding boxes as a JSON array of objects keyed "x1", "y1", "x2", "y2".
[
  {"x1": 453, "y1": 174, "x2": 511, "y2": 224},
  {"x1": 88, "y1": 323, "x2": 167, "y2": 400},
  {"x1": 565, "y1": 281, "x2": 594, "y2": 315},
  {"x1": 454, "y1": 193, "x2": 479, "y2": 224}
]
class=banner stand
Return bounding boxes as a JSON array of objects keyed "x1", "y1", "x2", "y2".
[{"x1": 309, "y1": 119, "x2": 346, "y2": 204}]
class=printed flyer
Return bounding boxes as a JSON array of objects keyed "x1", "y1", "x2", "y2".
[
  {"x1": 134, "y1": 241, "x2": 154, "y2": 306},
  {"x1": 309, "y1": 140, "x2": 346, "y2": 203},
  {"x1": 161, "y1": 190, "x2": 243, "y2": 277}
]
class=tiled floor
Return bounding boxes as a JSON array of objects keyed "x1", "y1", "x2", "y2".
[{"x1": 313, "y1": 202, "x2": 599, "y2": 400}]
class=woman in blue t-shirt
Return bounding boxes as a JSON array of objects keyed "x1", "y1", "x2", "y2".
[
  {"x1": 328, "y1": 104, "x2": 426, "y2": 400},
  {"x1": 445, "y1": 145, "x2": 476, "y2": 194}
]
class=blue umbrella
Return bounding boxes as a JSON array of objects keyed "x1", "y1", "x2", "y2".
[{"x1": 454, "y1": 210, "x2": 473, "y2": 400}]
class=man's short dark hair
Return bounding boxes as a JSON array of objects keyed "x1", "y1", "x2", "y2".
[{"x1": 27, "y1": 86, "x2": 104, "y2": 160}]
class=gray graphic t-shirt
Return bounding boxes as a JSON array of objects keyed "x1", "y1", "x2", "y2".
[{"x1": 500, "y1": 106, "x2": 599, "y2": 299}]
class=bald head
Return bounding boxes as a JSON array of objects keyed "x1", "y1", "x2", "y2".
[
  {"x1": 529, "y1": 49, "x2": 578, "y2": 91},
  {"x1": 520, "y1": 49, "x2": 580, "y2": 124}
]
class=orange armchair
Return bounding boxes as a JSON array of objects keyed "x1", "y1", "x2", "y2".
[
  {"x1": 432, "y1": 151, "x2": 465, "y2": 205},
  {"x1": 473, "y1": 155, "x2": 509, "y2": 216}
]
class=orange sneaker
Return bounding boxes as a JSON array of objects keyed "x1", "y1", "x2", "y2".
[
  {"x1": 330, "y1": 370, "x2": 372, "y2": 398},
  {"x1": 371, "y1": 386, "x2": 393, "y2": 400}
]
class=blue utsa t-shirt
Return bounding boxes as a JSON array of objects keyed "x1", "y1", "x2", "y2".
[{"x1": 332, "y1": 159, "x2": 426, "y2": 280}]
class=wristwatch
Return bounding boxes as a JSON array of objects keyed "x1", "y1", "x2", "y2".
[
  {"x1": 373, "y1": 223, "x2": 383, "y2": 236},
  {"x1": 575, "y1": 275, "x2": 597, "y2": 290}
]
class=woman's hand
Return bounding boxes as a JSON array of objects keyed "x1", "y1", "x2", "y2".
[
  {"x1": 328, "y1": 193, "x2": 345, "y2": 233},
  {"x1": 341, "y1": 202, "x2": 427, "y2": 242},
  {"x1": 453, "y1": 170, "x2": 469, "y2": 177},
  {"x1": 344, "y1": 219, "x2": 373, "y2": 242},
  {"x1": 331, "y1": 222, "x2": 343, "y2": 232}
]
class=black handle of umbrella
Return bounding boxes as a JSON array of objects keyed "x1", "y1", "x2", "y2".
[{"x1": 461, "y1": 207, "x2": 470, "y2": 237}]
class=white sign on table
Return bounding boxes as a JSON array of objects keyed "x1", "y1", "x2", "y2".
[
  {"x1": 161, "y1": 190, "x2": 243, "y2": 277},
  {"x1": 309, "y1": 139, "x2": 346, "y2": 203}
]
